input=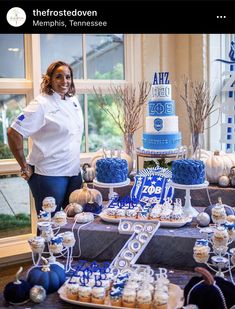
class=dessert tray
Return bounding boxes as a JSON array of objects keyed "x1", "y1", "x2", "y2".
[
  {"x1": 99, "y1": 212, "x2": 192, "y2": 228},
  {"x1": 58, "y1": 283, "x2": 184, "y2": 309}
]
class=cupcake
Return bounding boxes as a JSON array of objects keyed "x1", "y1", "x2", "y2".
[
  {"x1": 122, "y1": 288, "x2": 136, "y2": 308},
  {"x1": 41, "y1": 226, "x2": 54, "y2": 242},
  {"x1": 78, "y1": 285, "x2": 92, "y2": 302},
  {"x1": 53, "y1": 211, "x2": 67, "y2": 226},
  {"x1": 138, "y1": 210, "x2": 149, "y2": 220},
  {"x1": 28, "y1": 236, "x2": 45, "y2": 253},
  {"x1": 227, "y1": 215, "x2": 235, "y2": 223},
  {"x1": 91, "y1": 286, "x2": 106, "y2": 304},
  {"x1": 193, "y1": 239, "x2": 210, "y2": 263},
  {"x1": 154, "y1": 291, "x2": 169, "y2": 309},
  {"x1": 141, "y1": 282, "x2": 155, "y2": 295},
  {"x1": 115, "y1": 208, "x2": 126, "y2": 218},
  {"x1": 125, "y1": 281, "x2": 139, "y2": 291},
  {"x1": 126, "y1": 208, "x2": 138, "y2": 218},
  {"x1": 109, "y1": 287, "x2": 122, "y2": 306},
  {"x1": 66, "y1": 282, "x2": 79, "y2": 300},
  {"x1": 62, "y1": 231, "x2": 76, "y2": 247},
  {"x1": 224, "y1": 223, "x2": 235, "y2": 241},
  {"x1": 154, "y1": 283, "x2": 168, "y2": 294},
  {"x1": 42, "y1": 196, "x2": 56, "y2": 213},
  {"x1": 49, "y1": 236, "x2": 63, "y2": 254},
  {"x1": 171, "y1": 204, "x2": 184, "y2": 220},
  {"x1": 149, "y1": 205, "x2": 162, "y2": 219},
  {"x1": 213, "y1": 226, "x2": 229, "y2": 247},
  {"x1": 105, "y1": 207, "x2": 117, "y2": 217},
  {"x1": 160, "y1": 208, "x2": 172, "y2": 221},
  {"x1": 137, "y1": 288, "x2": 152, "y2": 309},
  {"x1": 38, "y1": 210, "x2": 51, "y2": 222},
  {"x1": 211, "y1": 204, "x2": 227, "y2": 225}
]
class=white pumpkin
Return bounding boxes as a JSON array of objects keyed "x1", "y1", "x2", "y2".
[
  {"x1": 64, "y1": 203, "x2": 83, "y2": 217},
  {"x1": 69, "y1": 183, "x2": 103, "y2": 206},
  {"x1": 91, "y1": 150, "x2": 133, "y2": 174},
  {"x1": 82, "y1": 163, "x2": 96, "y2": 182},
  {"x1": 202, "y1": 150, "x2": 235, "y2": 183}
]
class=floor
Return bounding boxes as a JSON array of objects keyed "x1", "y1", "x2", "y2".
[{"x1": 0, "y1": 176, "x2": 30, "y2": 215}]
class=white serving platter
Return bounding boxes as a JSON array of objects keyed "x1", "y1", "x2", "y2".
[
  {"x1": 58, "y1": 283, "x2": 184, "y2": 309},
  {"x1": 99, "y1": 212, "x2": 192, "y2": 228}
]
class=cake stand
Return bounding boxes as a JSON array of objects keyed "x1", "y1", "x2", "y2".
[
  {"x1": 93, "y1": 178, "x2": 130, "y2": 201},
  {"x1": 169, "y1": 181, "x2": 209, "y2": 217}
]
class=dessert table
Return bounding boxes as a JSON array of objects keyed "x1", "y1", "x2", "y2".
[
  {"x1": 63, "y1": 212, "x2": 204, "y2": 269},
  {"x1": 0, "y1": 267, "x2": 196, "y2": 308}
]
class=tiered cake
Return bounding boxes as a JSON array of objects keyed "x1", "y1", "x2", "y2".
[{"x1": 142, "y1": 72, "x2": 181, "y2": 152}]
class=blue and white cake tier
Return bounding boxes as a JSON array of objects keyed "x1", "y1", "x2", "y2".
[
  {"x1": 96, "y1": 158, "x2": 128, "y2": 183},
  {"x1": 141, "y1": 72, "x2": 182, "y2": 151},
  {"x1": 151, "y1": 85, "x2": 171, "y2": 101},
  {"x1": 172, "y1": 159, "x2": 205, "y2": 185},
  {"x1": 146, "y1": 116, "x2": 178, "y2": 132},
  {"x1": 148, "y1": 100, "x2": 175, "y2": 116},
  {"x1": 143, "y1": 132, "x2": 181, "y2": 150}
]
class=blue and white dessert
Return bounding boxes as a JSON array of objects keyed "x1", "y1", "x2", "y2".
[
  {"x1": 142, "y1": 72, "x2": 181, "y2": 151},
  {"x1": 172, "y1": 159, "x2": 205, "y2": 185},
  {"x1": 96, "y1": 158, "x2": 128, "y2": 183}
]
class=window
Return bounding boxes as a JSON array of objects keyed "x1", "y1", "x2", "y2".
[
  {"x1": 208, "y1": 34, "x2": 235, "y2": 151},
  {"x1": 0, "y1": 34, "x2": 134, "y2": 248},
  {"x1": 0, "y1": 34, "x2": 32, "y2": 242},
  {"x1": 40, "y1": 34, "x2": 125, "y2": 152},
  {"x1": 0, "y1": 34, "x2": 25, "y2": 78},
  {"x1": 0, "y1": 94, "x2": 27, "y2": 160}
]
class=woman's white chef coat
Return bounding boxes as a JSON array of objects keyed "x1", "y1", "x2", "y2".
[{"x1": 11, "y1": 92, "x2": 84, "y2": 176}]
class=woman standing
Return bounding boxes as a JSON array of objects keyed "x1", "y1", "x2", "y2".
[{"x1": 7, "y1": 61, "x2": 84, "y2": 215}]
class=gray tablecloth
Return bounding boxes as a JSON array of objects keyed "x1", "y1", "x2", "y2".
[{"x1": 62, "y1": 215, "x2": 202, "y2": 270}]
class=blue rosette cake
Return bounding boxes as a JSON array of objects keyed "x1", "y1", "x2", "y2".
[
  {"x1": 172, "y1": 159, "x2": 205, "y2": 185},
  {"x1": 96, "y1": 158, "x2": 128, "y2": 183}
]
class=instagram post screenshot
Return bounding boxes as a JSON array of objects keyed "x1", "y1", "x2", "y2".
[{"x1": 0, "y1": 1, "x2": 235, "y2": 309}]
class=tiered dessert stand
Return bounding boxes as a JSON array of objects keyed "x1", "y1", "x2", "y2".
[
  {"x1": 93, "y1": 178, "x2": 130, "y2": 201},
  {"x1": 169, "y1": 181, "x2": 209, "y2": 217}
]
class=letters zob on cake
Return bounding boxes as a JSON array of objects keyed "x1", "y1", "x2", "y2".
[{"x1": 142, "y1": 72, "x2": 182, "y2": 151}]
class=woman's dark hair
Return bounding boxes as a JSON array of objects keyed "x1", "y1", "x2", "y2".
[{"x1": 40, "y1": 61, "x2": 76, "y2": 96}]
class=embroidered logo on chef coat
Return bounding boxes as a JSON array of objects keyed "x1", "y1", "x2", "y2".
[{"x1": 17, "y1": 114, "x2": 25, "y2": 121}]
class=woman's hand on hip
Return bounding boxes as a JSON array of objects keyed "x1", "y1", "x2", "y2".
[{"x1": 21, "y1": 164, "x2": 33, "y2": 181}]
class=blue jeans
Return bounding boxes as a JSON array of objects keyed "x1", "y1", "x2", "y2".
[{"x1": 28, "y1": 172, "x2": 83, "y2": 215}]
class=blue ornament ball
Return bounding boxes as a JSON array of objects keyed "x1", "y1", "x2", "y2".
[{"x1": 196, "y1": 212, "x2": 210, "y2": 227}]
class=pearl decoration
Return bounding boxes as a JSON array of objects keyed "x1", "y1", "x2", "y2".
[
  {"x1": 29, "y1": 285, "x2": 46, "y2": 303},
  {"x1": 218, "y1": 175, "x2": 230, "y2": 187},
  {"x1": 196, "y1": 212, "x2": 210, "y2": 227}
]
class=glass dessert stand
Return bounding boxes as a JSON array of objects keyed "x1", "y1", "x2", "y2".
[
  {"x1": 169, "y1": 181, "x2": 209, "y2": 217},
  {"x1": 93, "y1": 178, "x2": 130, "y2": 201},
  {"x1": 28, "y1": 221, "x2": 76, "y2": 274},
  {"x1": 194, "y1": 226, "x2": 235, "y2": 282}
]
